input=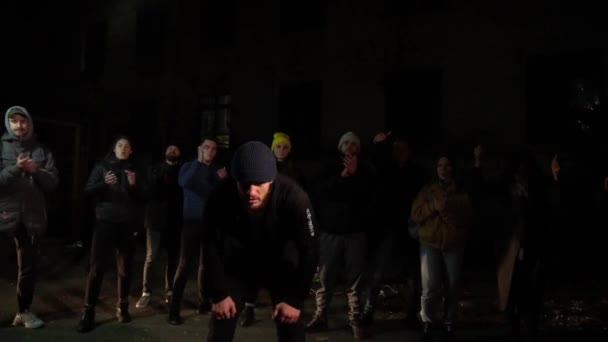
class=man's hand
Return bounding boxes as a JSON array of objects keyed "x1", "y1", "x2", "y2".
[
  {"x1": 217, "y1": 167, "x2": 227, "y2": 179},
  {"x1": 340, "y1": 168, "x2": 350, "y2": 178},
  {"x1": 23, "y1": 159, "x2": 38, "y2": 173},
  {"x1": 16, "y1": 153, "x2": 28, "y2": 170},
  {"x1": 212, "y1": 296, "x2": 237, "y2": 320},
  {"x1": 104, "y1": 171, "x2": 118, "y2": 185},
  {"x1": 125, "y1": 170, "x2": 136, "y2": 186},
  {"x1": 272, "y1": 302, "x2": 300, "y2": 324},
  {"x1": 372, "y1": 131, "x2": 391, "y2": 144},
  {"x1": 343, "y1": 154, "x2": 358, "y2": 175}
]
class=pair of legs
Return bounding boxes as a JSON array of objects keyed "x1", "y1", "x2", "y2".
[
  {"x1": 139, "y1": 227, "x2": 180, "y2": 300},
  {"x1": 207, "y1": 279, "x2": 305, "y2": 342},
  {"x1": 312, "y1": 232, "x2": 367, "y2": 325},
  {"x1": 83, "y1": 220, "x2": 136, "y2": 310},
  {"x1": 10, "y1": 223, "x2": 44, "y2": 329},
  {"x1": 13, "y1": 223, "x2": 39, "y2": 313},
  {"x1": 419, "y1": 244, "x2": 463, "y2": 327},
  {"x1": 363, "y1": 230, "x2": 421, "y2": 324},
  {"x1": 170, "y1": 220, "x2": 206, "y2": 314}
]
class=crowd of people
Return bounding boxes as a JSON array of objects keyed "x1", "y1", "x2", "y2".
[{"x1": 2, "y1": 105, "x2": 607, "y2": 342}]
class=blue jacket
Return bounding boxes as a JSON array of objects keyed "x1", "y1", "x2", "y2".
[{"x1": 179, "y1": 159, "x2": 224, "y2": 221}]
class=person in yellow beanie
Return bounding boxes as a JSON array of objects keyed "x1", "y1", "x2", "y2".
[
  {"x1": 271, "y1": 132, "x2": 292, "y2": 162},
  {"x1": 270, "y1": 132, "x2": 304, "y2": 186}
]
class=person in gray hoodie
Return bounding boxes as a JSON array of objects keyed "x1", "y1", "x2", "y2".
[{"x1": 0, "y1": 106, "x2": 58, "y2": 329}]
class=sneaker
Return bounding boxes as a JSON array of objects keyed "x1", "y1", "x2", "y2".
[
  {"x1": 136, "y1": 293, "x2": 151, "y2": 308},
  {"x1": 351, "y1": 324, "x2": 372, "y2": 340},
  {"x1": 305, "y1": 314, "x2": 328, "y2": 332},
  {"x1": 239, "y1": 305, "x2": 255, "y2": 327},
  {"x1": 13, "y1": 311, "x2": 44, "y2": 329}
]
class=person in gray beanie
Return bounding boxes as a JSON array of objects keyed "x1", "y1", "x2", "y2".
[
  {"x1": 202, "y1": 141, "x2": 318, "y2": 342},
  {"x1": 308, "y1": 131, "x2": 375, "y2": 340}
]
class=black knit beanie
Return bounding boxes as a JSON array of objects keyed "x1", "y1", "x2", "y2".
[{"x1": 231, "y1": 141, "x2": 278, "y2": 183}]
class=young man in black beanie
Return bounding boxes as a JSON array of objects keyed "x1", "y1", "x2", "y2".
[{"x1": 202, "y1": 141, "x2": 318, "y2": 342}]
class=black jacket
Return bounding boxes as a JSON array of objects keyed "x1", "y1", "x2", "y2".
[
  {"x1": 316, "y1": 153, "x2": 375, "y2": 234},
  {"x1": 84, "y1": 155, "x2": 146, "y2": 224},
  {"x1": 202, "y1": 174, "x2": 319, "y2": 310},
  {"x1": 144, "y1": 161, "x2": 183, "y2": 230}
]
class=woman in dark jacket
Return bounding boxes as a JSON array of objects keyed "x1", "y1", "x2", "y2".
[{"x1": 77, "y1": 135, "x2": 146, "y2": 333}]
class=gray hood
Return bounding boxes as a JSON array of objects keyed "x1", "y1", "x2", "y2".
[{"x1": 4, "y1": 106, "x2": 34, "y2": 141}]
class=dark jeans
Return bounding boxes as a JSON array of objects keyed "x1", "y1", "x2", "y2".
[
  {"x1": 171, "y1": 220, "x2": 205, "y2": 309},
  {"x1": 141, "y1": 227, "x2": 181, "y2": 294},
  {"x1": 13, "y1": 224, "x2": 39, "y2": 313},
  {"x1": 207, "y1": 279, "x2": 305, "y2": 342},
  {"x1": 84, "y1": 220, "x2": 136, "y2": 308}
]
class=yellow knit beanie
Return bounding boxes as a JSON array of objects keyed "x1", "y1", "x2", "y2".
[{"x1": 271, "y1": 132, "x2": 291, "y2": 151}]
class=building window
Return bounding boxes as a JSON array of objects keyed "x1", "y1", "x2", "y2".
[{"x1": 201, "y1": 94, "x2": 232, "y2": 150}]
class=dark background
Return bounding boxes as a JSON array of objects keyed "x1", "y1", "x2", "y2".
[{"x1": 1, "y1": 0, "x2": 607, "y2": 246}]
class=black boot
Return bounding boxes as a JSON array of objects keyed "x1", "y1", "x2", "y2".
[
  {"x1": 116, "y1": 303, "x2": 132, "y2": 323},
  {"x1": 168, "y1": 299, "x2": 183, "y2": 325},
  {"x1": 77, "y1": 307, "x2": 95, "y2": 333}
]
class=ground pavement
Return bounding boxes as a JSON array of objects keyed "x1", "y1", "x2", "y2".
[{"x1": 0, "y1": 237, "x2": 606, "y2": 341}]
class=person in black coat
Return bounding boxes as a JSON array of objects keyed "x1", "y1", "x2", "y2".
[{"x1": 77, "y1": 135, "x2": 147, "y2": 333}]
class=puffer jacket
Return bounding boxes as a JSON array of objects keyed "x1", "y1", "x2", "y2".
[
  {"x1": 84, "y1": 154, "x2": 146, "y2": 224},
  {"x1": 0, "y1": 106, "x2": 58, "y2": 235}
]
